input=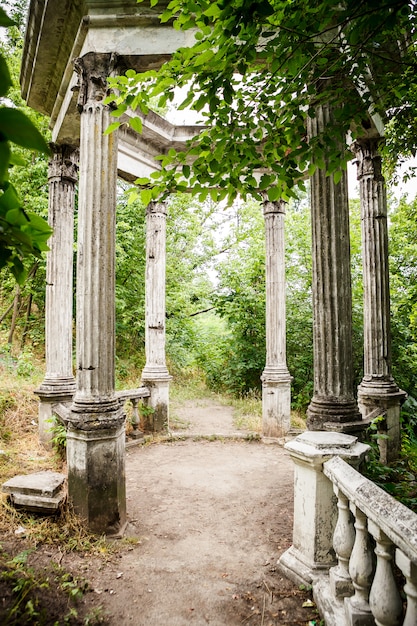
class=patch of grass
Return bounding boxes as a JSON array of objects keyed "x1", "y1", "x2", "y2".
[
  {"x1": 229, "y1": 391, "x2": 262, "y2": 432},
  {"x1": 0, "y1": 497, "x2": 119, "y2": 556},
  {"x1": 170, "y1": 377, "x2": 215, "y2": 403},
  {"x1": 0, "y1": 546, "x2": 107, "y2": 625},
  {"x1": 290, "y1": 410, "x2": 307, "y2": 431}
]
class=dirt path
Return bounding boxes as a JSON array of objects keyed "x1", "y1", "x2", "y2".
[
  {"x1": 2, "y1": 398, "x2": 319, "y2": 625},
  {"x1": 72, "y1": 399, "x2": 318, "y2": 625}
]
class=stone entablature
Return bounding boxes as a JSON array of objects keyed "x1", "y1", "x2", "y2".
[{"x1": 21, "y1": 0, "x2": 199, "y2": 179}]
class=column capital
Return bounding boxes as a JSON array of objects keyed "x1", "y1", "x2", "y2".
[
  {"x1": 147, "y1": 200, "x2": 168, "y2": 217},
  {"x1": 73, "y1": 52, "x2": 118, "y2": 111},
  {"x1": 260, "y1": 192, "x2": 286, "y2": 216},
  {"x1": 353, "y1": 138, "x2": 384, "y2": 182},
  {"x1": 48, "y1": 144, "x2": 79, "y2": 183}
]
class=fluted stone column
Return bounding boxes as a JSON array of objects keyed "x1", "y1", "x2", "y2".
[
  {"x1": 354, "y1": 139, "x2": 405, "y2": 461},
  {"x1": 306, "y1": 103, "x2": 361, "y2": 430},
  {"x1": 35, "y1": 144, "x2": 77, "y2": 444},
  {"x1": 67, "y1": 52, "x2": 126, "y2": 535},
  {"x1": 261, "y1": 196, "x2": 292, "y2": 439},
  {"x1": 141, "y1": 201, "x2": 171, "y2": 432}
]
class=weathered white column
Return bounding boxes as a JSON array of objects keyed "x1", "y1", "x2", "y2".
[
  {"x1": 141, "y1": 200, "x2": 171, "y2": 433},
  {"x1": 306, "y1": 103, "x2": 361, "y2": 430},
  {"x1": 35, "y1": 144, "x2": 77, "y2": 444},
  {"x1": 67, "y1": 52, "x2": 126, "y2": 535},
  {"x1": 354, "y1": 139, "x2": 405, "y2": 462},
  {"x1": 261, "y1": 196, "x2": 292, "y2": 439},
  {"x1": 278, "y1": 431, "x2": 369, "y2": 586}
]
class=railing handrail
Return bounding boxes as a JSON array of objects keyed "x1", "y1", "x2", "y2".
[
  {"x1": 115, "y1": 387, "x2": 151, "y2": 401},
  {"x1": 324, "y1": 455, "x2": 417, "y2": 565}
]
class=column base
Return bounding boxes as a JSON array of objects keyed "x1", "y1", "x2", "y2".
[
  {"x1": 261, "y1": 369, "x2": 292, "y2": 439},
  {"x1": 307, "y1": 396, "x2": 361, "y2": 431},
  {"x1": 35, "y1": 378, "x2": 76, "y2": 445},
  {"x1": 278, "y1": 545, "x2": 333, "y2": 586},
  {"x1": 358, "y1": 383, "x2": 406, "y2": 464},
  {"x1": 67, "y1": 405, "x2": 126, "y2": 535},
  {"x1": 344, "y1": 595, "x2": 375, "y2": 626},
  {"x1": 329, "y1": 564, "x2": 354, "y2": 598},
  {"x1": 141, "y1": 367, "x2": 171, "y2": 433}
]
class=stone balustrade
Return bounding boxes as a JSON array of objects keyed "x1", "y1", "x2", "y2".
[
  {"x1": 279, "y1": 431, "x2": 417, "y2": 626},
  {"x1": 323, "y1": 455, "x2": 417, "y2": 626},
  {"x1": 50, "y1": 387, "x2": 151, "y2": 440},
  {"x1": 115, "y1": 387, "x2": 151, "y2": 437}
]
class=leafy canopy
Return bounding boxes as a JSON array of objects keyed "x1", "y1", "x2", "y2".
[
  {"x1": 0, "y1": 5, "x2": 51, "y2": 284},
  {"x1": 109, "y1": 0, "x2": 416, "y2": 205}
]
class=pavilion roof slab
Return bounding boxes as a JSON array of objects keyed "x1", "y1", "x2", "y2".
[
  {"x1": 21, "y1": 0, "x2": 201, "y2": 178},
  {"x1": 21, "y1": 0, "x2": 194, "y2": 132}
]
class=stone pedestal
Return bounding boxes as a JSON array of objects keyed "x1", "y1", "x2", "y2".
[
  {"x1": 141, "y1": 201, "x2": 171, "y2": 432},
  {"x1": 306, "y1": 103, "x2": 361, "y2": 430},
  {"x1": 66, "y1": 419, "x2": 126, "y2": 535},
  {"x1": 261, "y1": 197, "x2": 292, "y2": 439},
  {"x1": 278, "y1": 431, "x2": 369, "y2": 585},
  {"x1": 35, "y1": 144, "x2": 78, "y2": 444},
  {"x1": 68, "y1": 52, "x2": 126, "y2": 535},
  {"x1": 354, "y1": 139, "x2": 405, "y2": 462}
]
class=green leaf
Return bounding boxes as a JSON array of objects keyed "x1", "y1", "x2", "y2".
[
  {"x1": 0, "y1": 8, "x2": 15, "y2": 27},
  {"x1": 103, "y1": 121, "x2": 121, "y2": 135},
  {"x1": 0, "y1": 184, "x2": 20, "y2": 214},
  {"x1": 135, "y1": 177, "x2": 151, "y2": 186},
  {"x1": 333, "y1": 170, "x2": 342, "y2": 185},
  {"x1": 110, "y1": 104, "x2": 127, "y2": 117},
  {"x1": 204, "y1": 4, "x2": 221, "y2": 18},
  {"x1": 25, "y1": 212, "x2": 52, "y2": 234},
  {"x1": 0, "y1": 54, "x2": 12, "y2": 98},
  {"x1": 0, "y1": 108, "x2": 49, "y2": 153},
  {"x1": 129, "y1": 117, "x2": 143, "y2": 134},
  {"x1": 10, "y1": 258, "x2": 27, "y2": 285},
  {"x1": 8, "y1": 152, "x2": 26, "y2": 167},
  {"x1": 0, "y1": 140, "x2": 10, "y2": 183},
  {"x1": 6, "y1": 207, "x2": 29, "y2": 226},
  {"x1": 140, "y1": 188, "x2": 152, "y2": 206},
  {"x1": 267, "y1": 186, "x2": 281, "y2": 201}
]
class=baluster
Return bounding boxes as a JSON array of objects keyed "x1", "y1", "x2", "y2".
[
  {"x1": 129, "y1": 398, "x2": 143, "y2": 439},
  {"x1": 396, "y1": 549, "x2": 417, "y2": 626},
  {"x1": 330, "y1": 485, "x2": 355, "y2": 597},
  {"x1": 345, "y1": 505, "x2": 375, "y2": 626},
  {"x1": 368, "y1": 521, "x2": 403, "y2": 626}
]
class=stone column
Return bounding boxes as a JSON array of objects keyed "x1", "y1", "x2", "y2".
[
  {"x1": 278, "y1": 431, "x2": 369, "y2": 585},
  {"x1": 35, "y1": 144, "x2": 77, "y2": 444},
  {"x1": 354, "y1": 139, "x2": 405, "y2": 462},
  {"x1": 141, "y1": 201, "x2": 171, "y2": 432},
  {"x1": 306, "y1": 103, "x2": 361, "y2": 430},
  {"x1": 67, "y1": 52, "x2": 126, "y2": 535},
  {"x1": 261, "y1": 196, "x2": 292, "y2": 439}
]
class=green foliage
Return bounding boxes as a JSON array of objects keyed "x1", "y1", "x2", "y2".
[
  {"x1": 389, "y1": 194, "x2": 417, "y2": 400},
  {"x1": 110, "y1": 0, "x2": 416, "y2": 204},
  {"x1": 48, "y1": 417, "x2": 67, "y2": 461},
  {"x1": 0, "y1": 6, "x2": 51, "y2": 284},
  {"x1": 210, "y1": 199, "x2": 266, "y2": 394},
  {"x1": 363, "y1": 399, "x2": 417, "y2": 512},
  {"x1": 0, "y1": 546, "x2": 101, "y2": 625}
]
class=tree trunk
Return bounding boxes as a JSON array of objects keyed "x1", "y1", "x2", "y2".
[{"x1": 8, "y1": 286, "x2": 21, "y2": 345}]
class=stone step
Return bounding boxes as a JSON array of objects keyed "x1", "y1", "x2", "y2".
[{"x1": 2, "y1": 471, "x2": 66, "y2": 514}]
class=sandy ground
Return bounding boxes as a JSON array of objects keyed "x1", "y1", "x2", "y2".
[
  {"x1": 73, "y1": 400, "x2": 318, "y2": 625},
  {"x1": 2, "y1": 399, "x2": 320, "y2": 625}
]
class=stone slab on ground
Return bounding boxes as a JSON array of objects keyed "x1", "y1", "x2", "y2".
[{"x1": 2, "y1": 471, "x2": 66, "y2": 513}]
